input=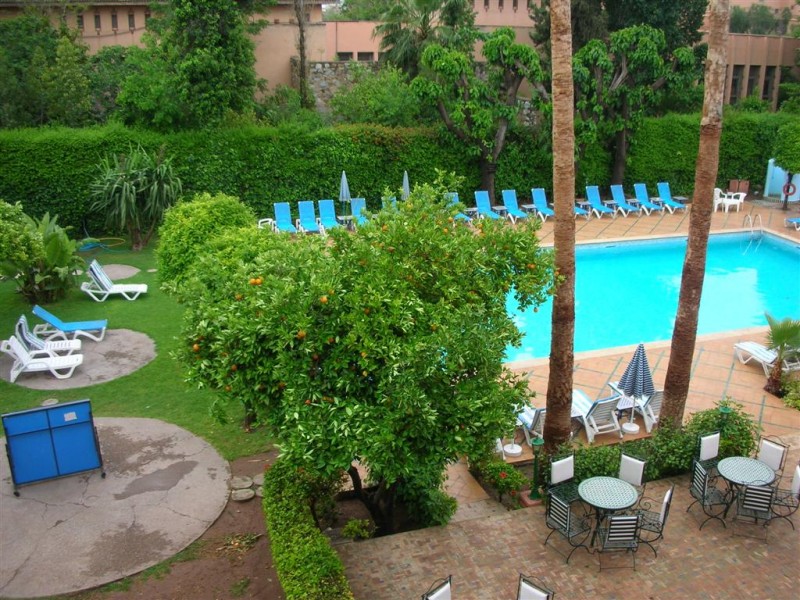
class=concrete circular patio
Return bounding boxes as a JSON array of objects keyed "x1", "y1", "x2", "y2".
[{"x1": 0, "y1": 418, "x2": 230, "y2": 598}]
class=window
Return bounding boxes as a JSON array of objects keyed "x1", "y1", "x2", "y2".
[
  {"x1": 94, "y1": 13, "x2": 101, "y2": 31},
  {"x1": 763, "y1": 66, "x2": 776, "y2": 102},
  {"x1": 499, "y1": 0, "x2": 504, "y2": 10},
  {"x1": 77, "y1": 13, "x2": 84, "y2": 30},
  {"x1": 746, "y1": 65, "x2": 760, "y2": 98},
  {"x1": 111, "y1": 10, "x2": 118, "y2": 31},
  {"x1": 129, "y1": 12, "x2": 135, "y2": 31},
  {"x1": 513, "y1": 0, "x2": 519, "y2": 11},
  {"x1": 484, "y1": 0, "x2": 490, "y2": 10},
  {"x1": 729, "y1": 64, "x2": 744, "y2": 103},
  {"x1": 337, "y1": 52, "x2": 353, "y2": 61},
  {"x1": 145, "y1": 11, "x2": 151, "y2": 25},
  {"x1": 357, "y1": 52, "x2": 373, "y2": 62}
]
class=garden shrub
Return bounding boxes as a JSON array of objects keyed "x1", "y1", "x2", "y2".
[
  {"x1": 782, "y1": 378, "x2": 800, "y2": 411},
  {"x1": 472, "y1": 457, "x2": 529, "y2": 505},
  {"x1": 0, "y1": 201, "x2": 86, "y2": 303},
  {"x1": 262, "y1": 459, "x2": 355, "y2": 600},
  {"x1": 157, "y1": 192, "x2": 256, "y2": 290},
  {"x1": 684, "y1": 398, "x2": 760, "y2": 460}
]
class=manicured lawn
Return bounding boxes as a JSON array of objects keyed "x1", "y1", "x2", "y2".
[{"x1": 0, "y1": 245, "x2": 270, "y2": 461}]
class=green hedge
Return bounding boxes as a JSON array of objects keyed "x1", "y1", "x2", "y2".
[
  {"x1": 262, "y1": 459, "x2": 355, "y2": 600},
  {"x1": 626, "y1": 111, "x2": 795, "y2": 196},
  {"x1": 1, "y1": 113, "x2": 794, "y2": 233}
]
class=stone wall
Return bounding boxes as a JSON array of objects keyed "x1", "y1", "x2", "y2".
[{"x1": 291, "y1": 58, "x2": 380, "y2": 111}]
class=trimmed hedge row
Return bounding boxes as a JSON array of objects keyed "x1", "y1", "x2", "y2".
[
  {"x1": 0, "y1": 113, "x2": 794, "y2": 232},
  {"x1": 262, "y1": 459, "x2": 355, "y2": 600}
]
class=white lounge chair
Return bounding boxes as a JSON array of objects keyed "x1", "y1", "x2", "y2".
[
  {"x1": 734, "y1": 341, "x2": 800, "y2": 377},
  {"x1": 81, "y1": 259, "x2": 148, "y2": 302},
  {"x1": 1, "y1": 335, "x2": 83, "y2": 383},
  {"x1": 631, "y1": 390, "x2": 663, "y2": 433},
  {"x1": 572, "y1": 391, "x2": 623, "y2": 444},
  {"x1": 14, "y1": 315, "x2": 81, "y2": 356}
]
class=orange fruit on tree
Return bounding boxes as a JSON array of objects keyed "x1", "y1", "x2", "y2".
[
  {"x1": 320, "y1": 295, "x2": 328, "y2": 304},
  {"x1": 192, "y1": 343, "x2": 201, "y2": 352},
  {"x1": 249, "y1": 278, "x2": 256, "y2": 285},
  {"x1": 296, "y1": 330, "x2": 306, "y2": 340},
  {"x1": 230, "y1": 364, "x2": 238, "y2": 371},
  {"x1": 255, "y1": 277, "x2": 263, "y2": 285}
]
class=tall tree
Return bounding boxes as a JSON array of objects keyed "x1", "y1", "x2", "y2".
[
  {"x1": 375, "y1": 0, "x2": 475, "y2": 77},
  {"x1": 294, "y1": 0, "x2": 314, "y2": 109},
  {"x1": 660, "y1": 0, "x2": 730, "y2": 427},
  {"x1": 412, "y1": 27, "x2": 544, "y2": 200},
  {"x1": 573, "y1": 25, "x2": 697, "y2": 183},
  {"x1": 529, "y1": 0, "x2": 607, "y2": 59},
  {"x1": 543, "y1": 0, "x2": 577, "y2": 452},
  {"x1": 42, "y1": 36, "x2": 91, "y2": 127}
]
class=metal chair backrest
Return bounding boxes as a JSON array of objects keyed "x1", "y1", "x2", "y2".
[
  {"x1": 421, "y1": 575, "x2": 452, "y2": 600},
  {"x1": 517, "y1": 573, "x2": 554, "y2": 600},
  {"x1": 619, "y1": 454, "x2": 646, "y2": 487},
  {"x1": 691, "y1": 460, "x2": 710, "y2": 500},
  {"x1": 551, "y1": 455, "x2": 574, "y2": 486},
  {"x1": 603, "y1": 515, "x2": 639, "y2": 547},
  {"x1": 699, "y1": 431, "x2": 720, "y2": 462},
  {"x1": 757, "y1": 437, "x2": 787, "y2": 472},
  {"x1": 659, "y1": 485, "x2": 674, "y2": 527},
  {"x1": 547, "y1": 494, "x2": 571, "y2": 533},
  {"x1": 741, "y1": 484, "x2": 774, "y2": 513}
]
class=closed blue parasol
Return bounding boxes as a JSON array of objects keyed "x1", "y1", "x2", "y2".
[
  {"x1": 339, "y1": 171, "x2": 351, "y2": 216},
  {"x1": 402, "y1": 170, "x2": 410, "y2": 200},
  {"x1": 616, "y1": 343, "x2": 655, "y2": 425}
]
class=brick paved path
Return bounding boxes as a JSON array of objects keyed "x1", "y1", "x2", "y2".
[{"x1": 339, "y1": 438, "x2": 800, "y2": 600}]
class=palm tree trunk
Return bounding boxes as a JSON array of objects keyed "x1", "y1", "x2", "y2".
[
  {"x1": 479, "y1": 158, "x2": 497, "y2": 201},
  {"x1": 543, "y1": 0, "x2": 576, "y2": 453},
  {"x1": 661, "y1": 0, "x2": 730, "y2": 427}
]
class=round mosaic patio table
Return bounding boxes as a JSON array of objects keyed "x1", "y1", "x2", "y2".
[
  {"x1": 578, "y1": 476, "x2": 639, "y2": 546},
  {"x1": 717, "y1": 457, "x2": 775, "y2": 486}
]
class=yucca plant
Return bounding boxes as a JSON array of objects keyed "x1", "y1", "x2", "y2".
[
  {"x1": 765, "y1": 312, "x2": 800, "y2": 397},
  {"x1": 90, "y1": 144, "x2": 182, "y2": 250}
]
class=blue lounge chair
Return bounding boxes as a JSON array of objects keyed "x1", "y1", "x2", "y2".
[
  {"x1": 32, "y1": 305, "x2": 107, "y2": 342},
  {"x1": 633, "y1": 183, "x2": 664, "y2": 215},
  {"x1": 574, "y1": 204, "x2": 590, "y2": 219},
  {"x1": 786, "y1": 217, "x2": 800, "y2": 231},
  {"x1": 350, "y1": 198, "x2": 369, "y2": 226},
  {"x1": 610, "y1": 185, "x2": 642, "y2": 217},
  {"x1": 656, "y1": 182, "x2": 687, "y2": 214},
  {"x1": 382, "y1": 196, "x2": 398, "y2": 210},
  {"x1": 501, "y1": 189, "x2": 529, "y2": 223},
  {"x1": 474, "y1": 190, "x2": 502, "y2": 220},
  {"x1": 585, "y1": 186, "x2": 616, "y2": 219},
  {"x1": 530, "y1": 188, "x2": 554, "y2": 222},
  {"x1": 297, "y1": 200, "x2": 324, "y2": 235},
  {"x1": 317, "y1": 199, "x2": 341, "y2": 231},
  {"x1": 446, "y1": 192, "x2": 472, "y2": 223},
  {"x1": 273, "y1": 202, "x2": 298, "y2": 233}
]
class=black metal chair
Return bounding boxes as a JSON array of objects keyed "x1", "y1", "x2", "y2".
[
  {"x1": 517, "y1": 573, "x2": 555, "y2": 600},
  {"x1": 543, "y1": 494, "x2": 591, "y2": 563},
  {"x1": 733, "y1": 483, "x2": 775, "y2": 541},
  {"x1": 596, "y1": 514, "x2": 641, "y2": 571},
  {"x1": 421, "y1": 575, "x2": 452, "y2": 600},
  {"x1": 772, "y1": 463, "x2": 800, "y2": 530},
  {"x1": 548, "y1": 454, "x2": 579, "y2": 504},
  {"x1": 635, "y1": 484, "x2": 674, "y2": 556},
  {"x1": 686, "y1": 459, "x2": 727, "y2": 529}
]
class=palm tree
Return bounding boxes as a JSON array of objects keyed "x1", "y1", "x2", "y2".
[
  {"x1": 660, "y1": 0, "x2": 730, "y2": 427},
  {"x1": 764, "y1": 313, "x2": 800, "y2": 396},
  {"x1": 543, "y1": 0, "x2": 576, "y2": 452},
  {"x1": 375, "y1": 0, "x2": 475, "y2": 77}
]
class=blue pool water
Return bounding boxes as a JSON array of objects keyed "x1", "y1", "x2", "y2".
[{"x1": 506, "y1": 232, "x2": 800, "y2": 362}]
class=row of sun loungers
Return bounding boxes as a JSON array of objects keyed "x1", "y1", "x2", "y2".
[{"x1": 259, "y1": 182, "x2": 688, "y2": 234}]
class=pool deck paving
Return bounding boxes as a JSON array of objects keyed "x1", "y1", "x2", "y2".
[{"x1": 338, "y1": 200, "x2": 800, "y2": 599}]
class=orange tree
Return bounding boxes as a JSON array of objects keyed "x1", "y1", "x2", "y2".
[{"x1": 178, "y1": 179, "x2": 554, "y2": 533}]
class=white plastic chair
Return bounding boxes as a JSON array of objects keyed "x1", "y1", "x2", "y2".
[
  {"x1": 517, "y1": 573, "x2": 554, "y2": 600},
  {"x1": 634, "y1": 391, "x2": 663, "y2": 433},
  {"x1": 578, "y1": 396, "x2": 623, "y2": 443},
  {"x1": 421, "y1": 575, "x2": 451, "y2": 600}
]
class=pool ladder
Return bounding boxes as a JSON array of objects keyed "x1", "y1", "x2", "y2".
[{"x1": 742, "y1": 214, "x2": 763, "y2": 253}]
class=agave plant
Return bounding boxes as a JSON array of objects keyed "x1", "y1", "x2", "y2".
[
  {"x1": 90, "y1": 144, "x2": 182, "y2": 250},
  {"x1": 765, "y1": 312, "x2": 800, "y2": 396}
]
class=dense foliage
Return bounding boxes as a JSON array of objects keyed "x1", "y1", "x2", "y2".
[
  {"x1": 157, "y1": 192, "x2": 256, "y2": 288},
  {"x1": 179, "y1": 177, "x2": 554, "y2": 532},
  {"x1": 263, "y1": 459, "x2": 355, "y2": 600},
  {"x1": 0, "y1": 201, "x2": 85, "y2": 303}
]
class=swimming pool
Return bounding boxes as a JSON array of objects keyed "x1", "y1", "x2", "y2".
[{"x1": 506, "y1": 232, "x2": 800, "y2": 362}]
